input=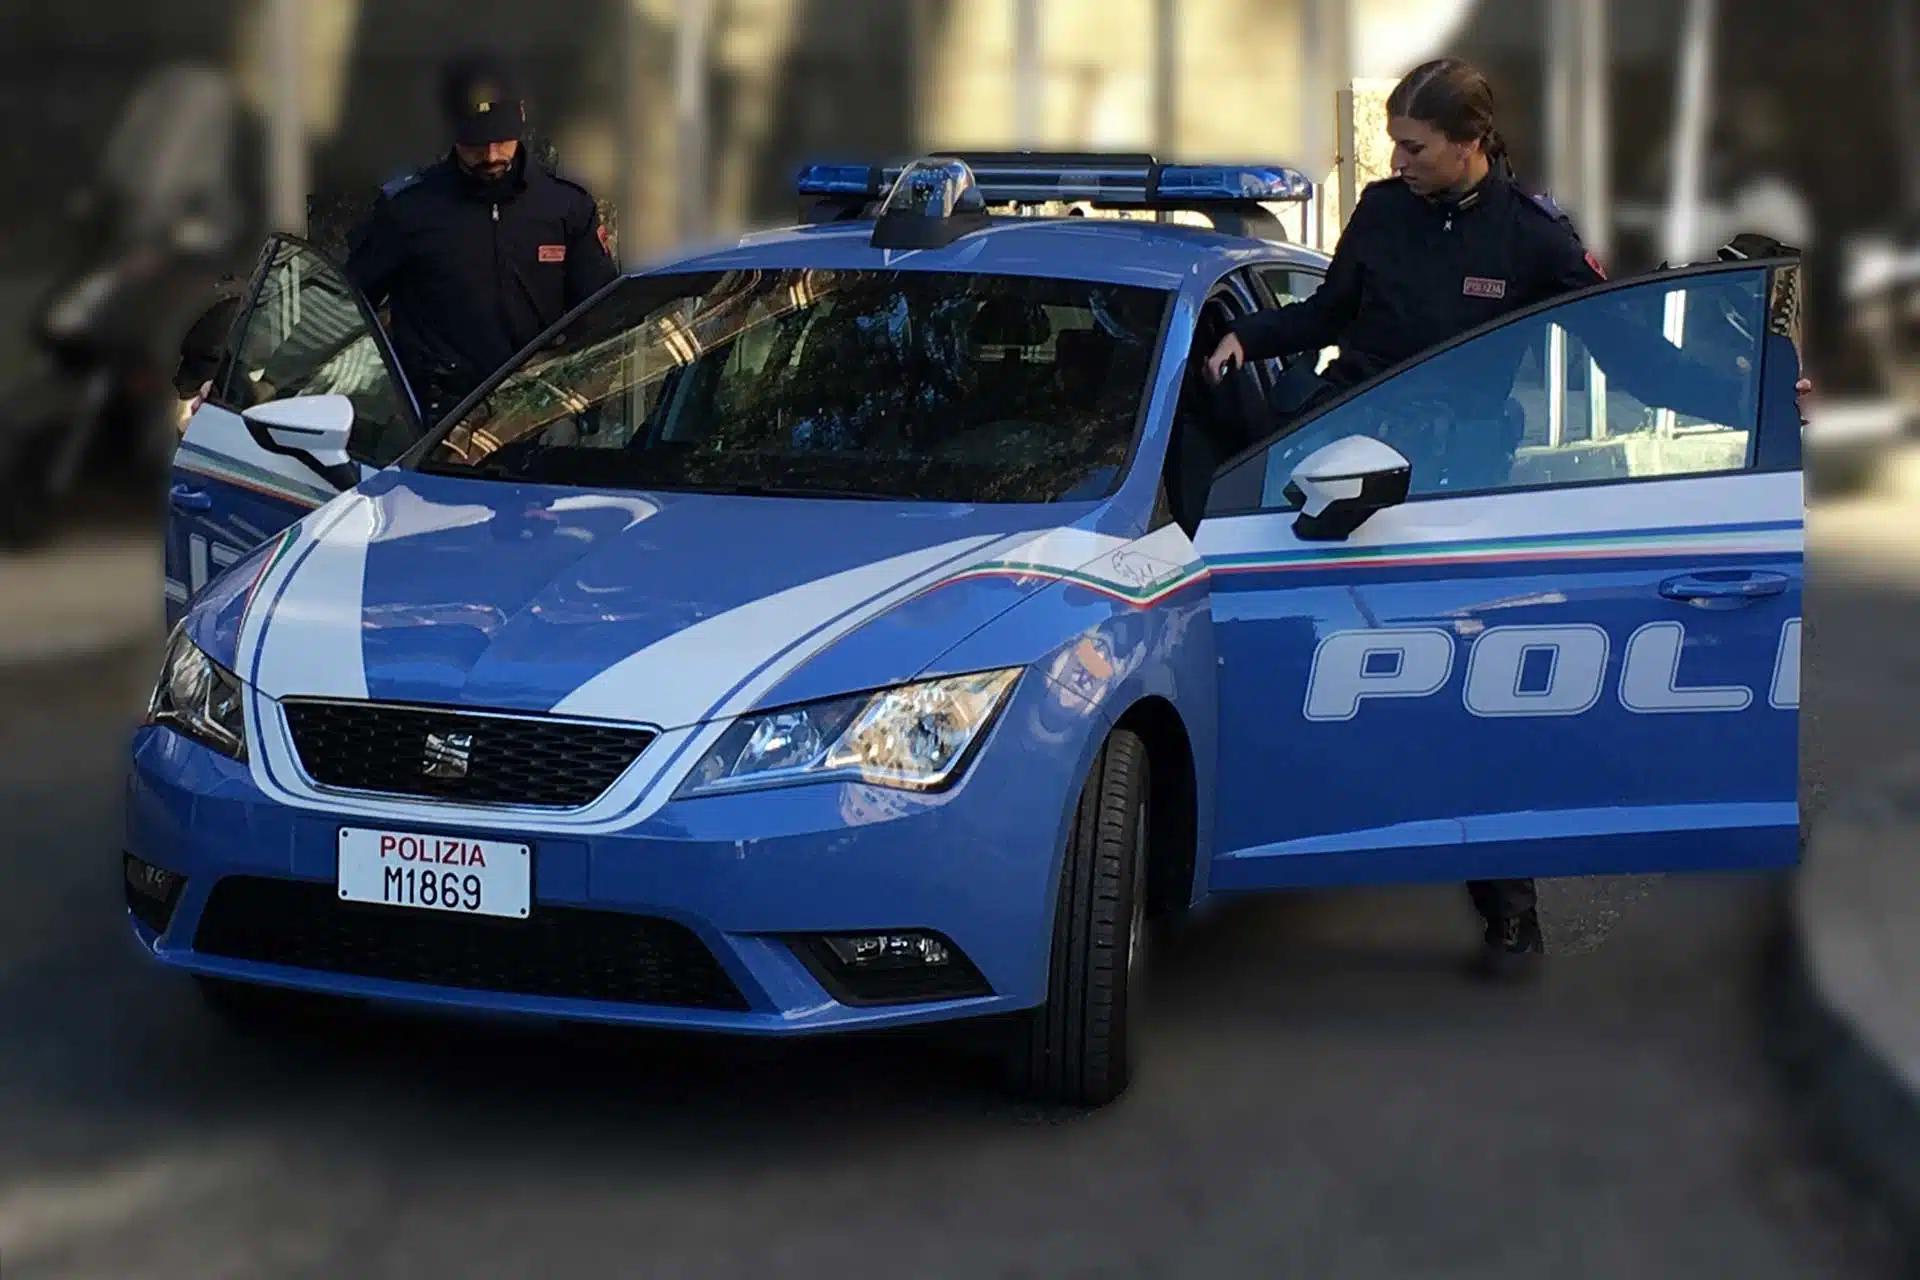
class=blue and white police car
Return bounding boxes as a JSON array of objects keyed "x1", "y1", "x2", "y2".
[{"x1": 129, "y1": 154, "x2": 1806, "y2": 1106}]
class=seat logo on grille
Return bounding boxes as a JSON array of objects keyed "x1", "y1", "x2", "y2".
[{"x1": 421, "y1": 731, "x2": 474, "y2": 780}]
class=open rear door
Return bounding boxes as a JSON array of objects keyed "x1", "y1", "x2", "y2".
[{"x1": 165, "y1": 235, "x2": 423, "y2": 626}]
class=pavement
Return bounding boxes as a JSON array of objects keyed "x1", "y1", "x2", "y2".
[{"x1": 1772, "y1": 444, "x2": 1920, "y2": 1253}]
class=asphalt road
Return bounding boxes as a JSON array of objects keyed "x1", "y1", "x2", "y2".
[{"x1": 0, "y1": 522, "x2": 1912, "y2": 1278}]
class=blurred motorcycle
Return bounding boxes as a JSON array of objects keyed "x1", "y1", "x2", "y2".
[{"x1": 0, "y1": 63, "x2": 264, "y2": 549}]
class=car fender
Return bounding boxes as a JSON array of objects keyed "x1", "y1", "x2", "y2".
[{"x1": 914, "y1": 521, "x2": 1222, "y2": 905}]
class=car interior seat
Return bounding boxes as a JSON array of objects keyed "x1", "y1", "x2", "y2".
[
  {"x1": 966, "y1": 295, "x2": 1053, "y2": 425},
  {"x1": 1053, "y1": 326, "x2": 1116, "y2": 411}
]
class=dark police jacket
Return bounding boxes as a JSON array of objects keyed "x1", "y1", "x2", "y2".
[
  {"x1": 1232, "y1": 169, "x2": 1606, "y2": 390},
  {"x1": 343, "y1": 149, "x2": 619, "y2": 420}
]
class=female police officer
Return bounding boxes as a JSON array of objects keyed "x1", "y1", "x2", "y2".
[
  {"x1": 1205, "y1": 58, "x2": 1649, "y2": 982},
  {"x1": 1208, "y1": 57, "x2": 1605, "y2": 414}
]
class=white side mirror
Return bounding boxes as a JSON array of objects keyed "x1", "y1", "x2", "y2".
[
  {"x1": 243, "y1": 394, "x2": 355, "y2": 472},
  {"x1": 1287, "y1": 435, "x2": 1412, "y2": 541}
]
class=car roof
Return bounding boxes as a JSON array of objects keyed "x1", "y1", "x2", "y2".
[{"x1": 630, "y1": 216, "x2": 1333, "y2": 292}]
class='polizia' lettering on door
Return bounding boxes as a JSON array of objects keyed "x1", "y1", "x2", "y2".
[{"x1": 1303, "y1": 619, "x2": 1801, "y2": 721}]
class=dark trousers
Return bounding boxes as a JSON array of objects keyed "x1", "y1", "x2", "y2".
[{"x1": 1467, "y1": 878, "x2": 1536, "y2": 924}]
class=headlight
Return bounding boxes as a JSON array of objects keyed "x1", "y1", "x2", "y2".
[
  {"x1": 146, "y1": 626, "x2": 247, "y2": 760},
  {"x1": 675, "y1": 668, "x2": 1022, "y2": 798}
]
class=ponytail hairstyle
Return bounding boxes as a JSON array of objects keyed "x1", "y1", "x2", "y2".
[
  {"x1": 1483, "y1": 128, "x2": 1514, "y2": 178},
  {"x1": 1387, "y1": 58, "x2": 1513, "y2": 178}
]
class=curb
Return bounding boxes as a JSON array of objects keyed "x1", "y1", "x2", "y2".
[{"x1": 1763, "y1": 880, "x2": 1920, "y2": 1262}]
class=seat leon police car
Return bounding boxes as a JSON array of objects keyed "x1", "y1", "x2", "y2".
[{"x1": 129, "y1": 155, "x2": 1807, "y2": 1107}]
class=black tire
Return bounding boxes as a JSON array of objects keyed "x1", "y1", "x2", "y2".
[{"x1": 1007, "y1": 729, "x2": 1152, "y2": 1108}]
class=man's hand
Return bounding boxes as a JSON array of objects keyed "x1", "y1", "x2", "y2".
[
  {"x1": 1206, "y1": 333, "x2": 1247, "y2": 383},
  {"x1": 1797, "y1": 377, "x2": 1813, "y2": 416}
]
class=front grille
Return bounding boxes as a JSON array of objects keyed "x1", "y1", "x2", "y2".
[
  {"x1": 193, "y1": 876, "x2": 749, "y2": 1011},
  {"x1": 280, "y1": 700, "x2": 655, "y2": 809}
]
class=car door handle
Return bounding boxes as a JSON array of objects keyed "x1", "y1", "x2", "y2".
[
  {"x1": 1659, "y1": 571, "x2": 1790, "y2": 603},
  {"x1": 168, "y1": 484, "x2": 212, "y2": 512}
]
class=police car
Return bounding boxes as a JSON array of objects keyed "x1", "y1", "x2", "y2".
[{"x1": 130, "y1": 153, "x2": 1805, "y2": 1107}]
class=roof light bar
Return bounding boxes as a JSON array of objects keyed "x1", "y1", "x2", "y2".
[
  {"x1": 795, "y1": 152, "x2": 1314, "y2": 208},
  {"x1": 1155, "y1": 164, "x2": 1313, "y2": 203}
]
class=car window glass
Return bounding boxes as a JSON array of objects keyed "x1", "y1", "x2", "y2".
[
  {"x1": 1253, "y1": 267, "x2": 1336, "y2": 373},
  {"x1": 427, "y1": 268, "x2": 1173, "y2": 504},
  {"x1": 1255, "y1": 267, "x2": 1322, "y2": 306},
  {"x1": 1235, "y1": 267, "x2": 1770, "y2": 508},
  {"x1": 220, "y1": 240, "x2": 418, "y2": 467}
]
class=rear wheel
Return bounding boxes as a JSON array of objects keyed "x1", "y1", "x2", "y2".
[{"x1": 1006, "y1": 729, "x2": 1152, "y2": 1108}]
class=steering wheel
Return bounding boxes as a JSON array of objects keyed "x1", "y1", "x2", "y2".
[{"x1": 1186, "y1": 356, "x2": 1268, "y2": 459}]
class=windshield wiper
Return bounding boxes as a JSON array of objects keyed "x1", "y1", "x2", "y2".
[
  {"x1": 416, "y1": 454, "x2": 518, "y2": 480},
  {"x1": 656, "y1": 482, "x2": 905, "y2": 501},
  {"x1": 406, "y1": 469, "x2": 919, "y2": 501}
]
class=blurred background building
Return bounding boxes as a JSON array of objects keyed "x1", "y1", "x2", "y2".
[{"x1": 0, "y1": 0, "x2": 1905, "y2": 399}]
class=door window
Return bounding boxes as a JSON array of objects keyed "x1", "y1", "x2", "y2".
[
  {"x1": 1244, "y1": 264, "x2": 1336, "y2": 376},
  {"x1": 1213, "y1": 265, "x2": 1773, "y2": 512},
  {"x1": 217, "y1": 240, "x2": 420, "y2": 467},
  {"x1": 1252, "y1": 267, "x2": 1323, "y2": 308}
]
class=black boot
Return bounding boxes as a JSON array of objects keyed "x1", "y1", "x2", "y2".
[{"x1": 1465, "y1": 908, "x2": 1545, "y2": 983}]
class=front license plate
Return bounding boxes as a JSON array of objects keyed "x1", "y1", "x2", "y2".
[{"x1": 336, "y1": 828, "x2": 531, "y2": 920}]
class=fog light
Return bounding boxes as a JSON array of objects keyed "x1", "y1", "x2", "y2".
[
  {"x1": 793, "y1": 929, "x2": 992, "y2": 1006},
  {"x1": 825, "y1": 932, "x2": 953, "y2": 969},
  {"x1": 124, "y1": 854, "x2": 185, "y2": 936}
]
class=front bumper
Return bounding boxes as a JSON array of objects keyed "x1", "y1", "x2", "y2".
[{"x1": 123, "y1": 671, "x2": 1102, "y2": 1036}]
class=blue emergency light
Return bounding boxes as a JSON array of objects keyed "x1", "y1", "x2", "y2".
[
  {"x1": 1155, "y1": 164, "x2": 1313, "y2": 203},
  {"x1": 794, "y1": 163, "x2": 885, "y2": 197},
  {"x1": 797, "y1": 151, "x2": 1313, "y2": 246}
]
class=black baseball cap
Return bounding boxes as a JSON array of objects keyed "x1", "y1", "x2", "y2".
[{"x1": 439, "y1": 52, "x2": 525, "y2": 146}]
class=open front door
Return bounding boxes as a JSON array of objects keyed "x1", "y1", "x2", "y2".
[
  {"x1": 1194, "y1": 256, "x2": 1805, "y2": 892},
  {"x1": 164, "y1": 235, "x2": 423, "y2": 626}
]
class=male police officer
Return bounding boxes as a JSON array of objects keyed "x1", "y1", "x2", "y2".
[{"x1": 342, "y1": 53, "x2": 619, "y2": 424}]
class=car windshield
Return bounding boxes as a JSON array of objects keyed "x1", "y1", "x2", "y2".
[{"x1": 417, "y1": 267, "x2": 1173, "y2": 503}]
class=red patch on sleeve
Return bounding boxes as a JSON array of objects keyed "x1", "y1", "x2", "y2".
[
  {"x1": 537, "y1": 244, "x2": 567, "y2": 264},
  {"x1": 1584, "y1": 250, "x2": 1608, "y2": 280}
]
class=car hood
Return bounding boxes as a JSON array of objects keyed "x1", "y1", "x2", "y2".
[{"x1": 188, "y1": 470, "x2": 1135, "y2": 728}]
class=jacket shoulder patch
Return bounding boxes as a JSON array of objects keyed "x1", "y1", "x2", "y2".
[{"x1": 1521, "y1": 189, "x2": 1575, "y2": 226}]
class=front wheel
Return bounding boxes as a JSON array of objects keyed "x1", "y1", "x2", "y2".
[{"x1": 1006, "y1": 729, "x2": 1152, "y2": 1108}]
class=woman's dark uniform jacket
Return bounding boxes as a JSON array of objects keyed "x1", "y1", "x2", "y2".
[
  {"x1": 1227, "y1": 168, "x2": 1764, "y2": 480},
  {"x1": 1232, "y1": 169, "x2": 1609, "y2": 391}
]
